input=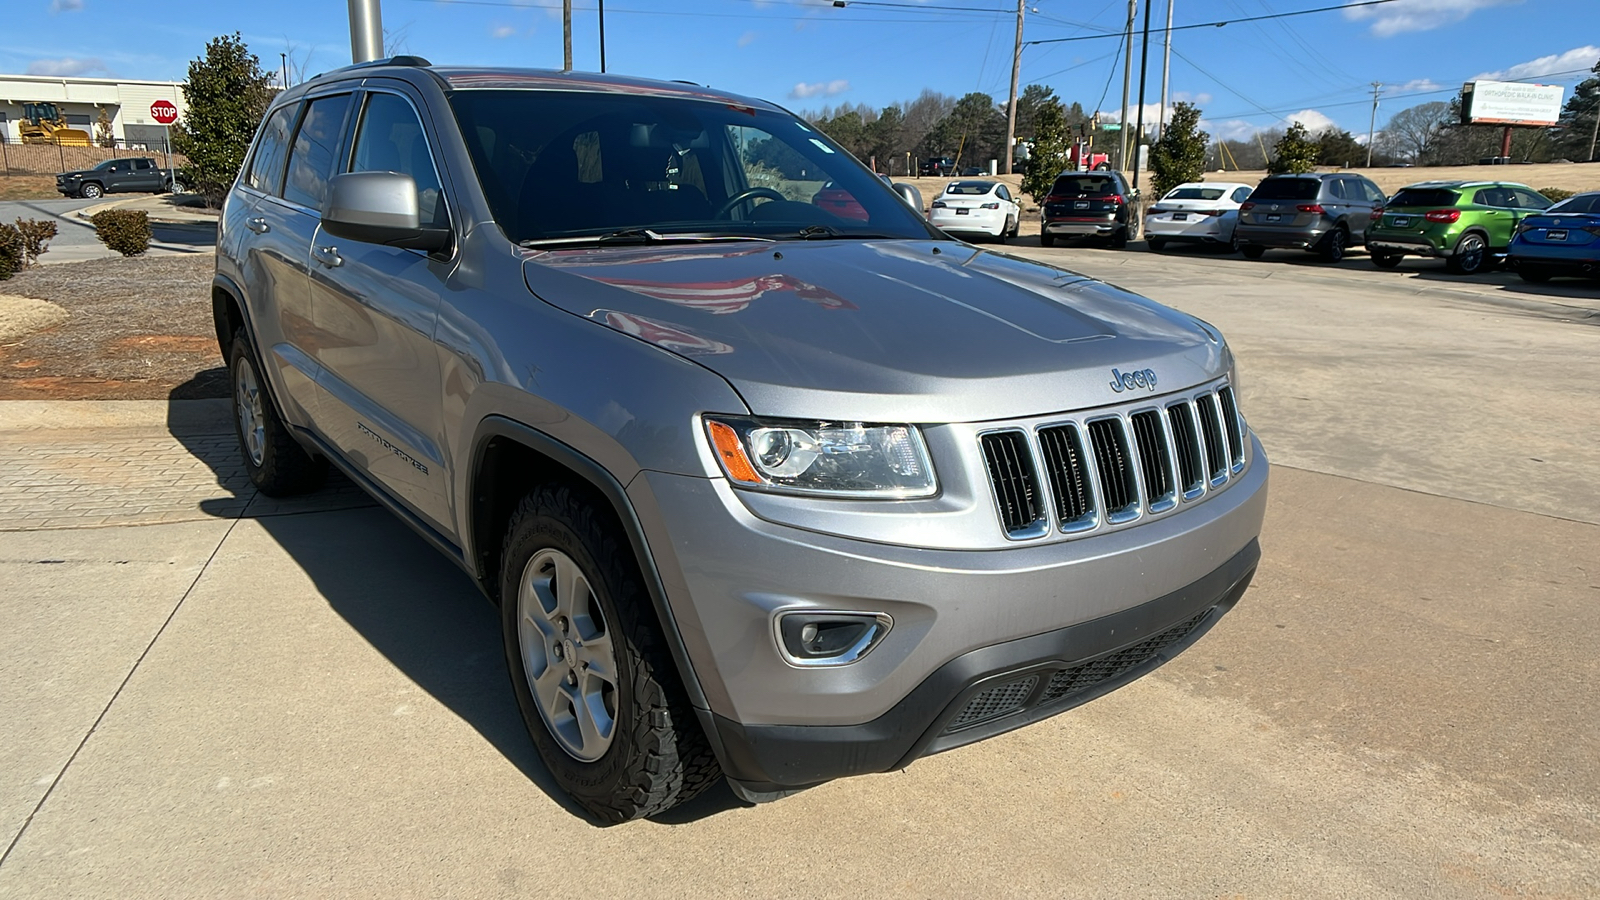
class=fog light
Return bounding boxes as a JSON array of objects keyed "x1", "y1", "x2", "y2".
[{"x1": 776, "y1": 611, "x2": 892, "y2": 667}]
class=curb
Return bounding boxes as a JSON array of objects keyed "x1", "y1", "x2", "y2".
[
  {"x1": 75, "y1": 195, "x2": 219, "y2": 230},
  {"x1": 0, "y1": 399, "x2": 232, "y2": 433}
]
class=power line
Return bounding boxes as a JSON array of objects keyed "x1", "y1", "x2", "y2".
[{"x1": 1025, "y1": 0, "x2": 1400, "y2": 46}]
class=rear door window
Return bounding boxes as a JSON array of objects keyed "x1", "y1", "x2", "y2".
[
  {"x1": 1511, "y1": 188, "x2": 1551, "y2": 210},
  {"x1": 1249, "y1": 179, "x2": 1321, "y2": 201},
  {"x1": 282, "y1": 93, "x2": 354, "y2": 210},
  {"x1": 246, "y1": 104, "x2": 298, "y2": 195}
]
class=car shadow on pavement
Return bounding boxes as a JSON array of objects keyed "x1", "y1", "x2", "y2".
[{"x1": 162, "y1": 375, "x2": 751, "y2": 826}]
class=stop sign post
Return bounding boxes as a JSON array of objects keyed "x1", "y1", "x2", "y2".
[{"x1": 150, "y1": 100, "x2": 178, "y2": 192}]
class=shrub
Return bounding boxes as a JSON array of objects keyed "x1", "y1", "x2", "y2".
[
  {"x1": 90, "y1": 209, "x2": 153, "y2": 257},
  {"x1": 0, "y1": 224, "x2": 23, "y2": 281},
  {"x1": 1268, "y1": 122, "x2": 1319, "y2": 175},
  {"x1": 14, "y1": 218, "x2": 57, "y2": 266},
  {"x1": 1537, "y1": 187, "x2": 1575, "y2": 203}
]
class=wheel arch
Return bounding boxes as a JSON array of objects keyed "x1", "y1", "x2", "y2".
[
  {"x1": 467, "y1": 416, "x2": 710, "y2": 711},
  {"x1": 211, "y1": 273, "x2": 249, "y2": 360}
]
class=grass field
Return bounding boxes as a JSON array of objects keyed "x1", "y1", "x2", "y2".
[{"x1": 0, "y1": 175, "x2": 59, "y2": 201}]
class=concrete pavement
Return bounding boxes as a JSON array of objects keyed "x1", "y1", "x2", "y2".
[
  {"x1": 0, "y1": 242, "x2": 1596, "y2": 897},
  {"x1": 0, "y1": 197, "x2": 215, "y2": 265}
]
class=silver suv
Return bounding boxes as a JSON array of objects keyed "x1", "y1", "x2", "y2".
[
  {"x1": 1236, "y1": 172, "x2": 1386, "y2": 262},
  {"x1": 214, "y1": 58, "x2": 1267, "y2": 821}
]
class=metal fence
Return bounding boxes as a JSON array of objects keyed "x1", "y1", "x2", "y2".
[{"x1": 0, "y1": 137, "x2": 187, "y2": 176}]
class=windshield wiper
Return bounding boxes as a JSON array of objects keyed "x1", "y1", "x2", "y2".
[
  {"x1": 519, "y1": 230, "x2": 776, "y2": 249},
  {"x1": 789, "y1": 225, "x2": 895, "y2": 241}
]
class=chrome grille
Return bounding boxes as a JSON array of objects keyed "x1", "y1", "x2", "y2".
[
  {"x1": 979, "y1": 380, "x2": 1247, "y2": 540},
  {"x1": 980, "y1": 430, "x2": 1045, "y2": 536}
]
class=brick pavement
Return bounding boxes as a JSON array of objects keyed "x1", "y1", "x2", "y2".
[{"x1": 0, "y1": 402, "x2": 372, "y2": 531}]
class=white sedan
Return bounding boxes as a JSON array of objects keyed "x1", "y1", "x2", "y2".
[
  {"x1": 929, "y1": 180, "x2": 1021, "y2": 242},
  {"x1": 1144, "y1": 182, "x2": 1255, "y2": 252}
]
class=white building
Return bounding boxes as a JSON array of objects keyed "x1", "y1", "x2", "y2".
[{"x1": 0, "y1": 73, "x2": 186, "y2": 147}]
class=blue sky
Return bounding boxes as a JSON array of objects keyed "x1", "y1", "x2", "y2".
[{"x1": 6, "y1": 0, "x2": 1597, "y2": 139}]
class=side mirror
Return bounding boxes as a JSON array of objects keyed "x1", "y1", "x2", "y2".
[
  {"x1": 891, "y1": 183, "x2": 924, "y2": 216},
  {"x1": 323, "y1": 171, "x2": 450, "y2": 252}
]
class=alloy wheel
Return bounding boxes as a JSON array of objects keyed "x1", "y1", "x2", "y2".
[
  {"x1": 233, "y1": 357, "x2": 266, "y2": 467},
  {"x1": 517, "y1": 548, "x2": 618, "y2": 762}
]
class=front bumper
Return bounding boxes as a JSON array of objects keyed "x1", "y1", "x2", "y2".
[
  {"x1": 630, "y1": 432, "x2": 1268, "y2": 789},
  {"x1": 1235, "y1": 225, "x2": 1325, "y2": 250}
]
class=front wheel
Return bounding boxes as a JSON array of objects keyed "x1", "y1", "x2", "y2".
[
  {"x1": 1371, "y1": 251, "x2": 1403, "y2": 269},
  {"x1": 502, "y1": 484, "x2": 721, "y2": 823}
]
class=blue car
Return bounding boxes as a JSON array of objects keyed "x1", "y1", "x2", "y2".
[{"x1": 1507, "y1": 191, "x2": 1600, "y2": 283}]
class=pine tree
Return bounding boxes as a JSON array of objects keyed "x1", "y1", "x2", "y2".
[
  {"x1": 1149, "y1": 102, "x2": 1209, "y2": 197},
  {"x1": 171, "y1": 33, "x2": 276, "y2": 202},
  {"x1": 1268, "y1": 122, "x2": 1319, "y2": 174}
]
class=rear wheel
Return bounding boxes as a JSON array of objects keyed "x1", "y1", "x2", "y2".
[
  {"x1": 1147, "y1": 237, "x2": 1167, "y2": 252},
  {"x1": 1109, "y1": 226, "x2": 1129, "y2": 249},
  {"x1": 1371, "y1": 251, "x2": 1403, "y2": 269},
  {"x1": 1241, "y1": 245, "x2": 1266, "y2": 260},
  {"x1": 1318, "y1": 226, "x2": 1348, "y2": 262},
  {"x1": 79, "y1": 182, "x2": 103, "y2": 199},
  {"x1": 228, "y1": 328, "x2": 326, "y2": 495},
  {"x1": 1040, "y1": 231, "x2": 1055, "y2": 247},
  {"x1": 1445, "y1": 232, "x2": 1487, "y2": 275},
  {"x1": 501, "y1": 484, "x2": 720, "y2": 823},
  {"x1": 997, "y1": 217, "x2": 1013, "y2": 244},
  {"x1": 1517, "y1": 265, "x2": 1552, "y2": 283}
]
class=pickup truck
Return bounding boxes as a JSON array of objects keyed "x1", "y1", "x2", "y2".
[{"x1": 56, "y1": 157, "x2": 183, "y2": 199}]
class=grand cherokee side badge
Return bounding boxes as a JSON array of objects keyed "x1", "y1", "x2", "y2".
[{"x1": 1109, "y1": 367, "x2": 1157, "y2": 393}]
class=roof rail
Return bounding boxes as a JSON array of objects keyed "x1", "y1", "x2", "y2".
[{"x1": 310, "y1": 55, "x2": 433, "y2": 81}]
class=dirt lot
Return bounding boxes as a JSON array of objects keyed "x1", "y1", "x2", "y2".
[
  {"x1": 0, "y1": 254, "x2": 222, "y2": 400},
  {"x1": 0, "y1": 175, "x2": 60, "y2": 201}
]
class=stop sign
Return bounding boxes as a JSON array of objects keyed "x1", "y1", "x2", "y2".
[{"x1": 150, "y1": 100, "x2": 178, "y2": 125}]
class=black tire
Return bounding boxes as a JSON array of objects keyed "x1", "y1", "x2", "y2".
[
  {"x1": 1241, "y1": 245, "x2": 1266, "y2": 260},
  {"x1": 1371, "y1": 251, "x2": 1403, "y2": 269},
  {"x1": 1109, "y1": 226, "x2": 1129, "y2": 249},
  {"x1": 1040, "y1": 231, "x2": 1055, "y2": 247},
  {"x1": 1227, "y1": 231, "x2": 1241, "y2": 254},
  {"x1": 1445, "y1": 232, "x2": 1488, "y2": 275},
  {"x1": 1517, "y1": 265, "x2": 1552, "y2": 283},
  {"x1": 1318, "y1": 226, "x2": 1347, "y2": 263},
  {"x1": 997, "y1": 218, "x2": 1012, "y2": 244},
  {"x1": 1147, "y1": 237, "x2": 1167, "y2": 253},
  {"x1": 227, "y1": 328, "x2": 326, "y2": 496},
  {"x1": 501, "y1": 484, "x2": 721, "y2": 823},
  {"x1": 79, "y1": 182, "x2": 103, "y2": 199}
]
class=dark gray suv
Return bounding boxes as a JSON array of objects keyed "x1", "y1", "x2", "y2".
[
  {"x1": 214, "y1": 57, "x2": 1267, "y2": 822},
  {"x1": 1235, "y1": 173, "x2": 1386, "y2": 262}
]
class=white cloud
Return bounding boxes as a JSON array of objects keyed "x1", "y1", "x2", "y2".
[
  {"x1": 1285, "y1": 109, "x2": 1337, "y2": 132},
  {"x1": 1389, "y1": 78, "x2": 1442, "y2": 94},
  {"x1": 1171, "y1": 91, "x2": 1213, "y2": 106},
  {"x1": 1343, "y1": 0, "x2": 1521, "y2": 37},
  {"x1": 1472, "y1": 45, "x2": 1600, "y2": 82},
  {"x1": 25, "y1": 57, "x2": 108, "y2": 76},
  {"x1": 1200, "y1": 108, "x2": 1341, "y2": 142},
  {"x1": 789, "y1": 79, "x2": 849, "y2": 99},
  {"x1": 491, "y1": 24, "x2": 517, "y2": 38},
  {"x1": 738, "y1": 31, "x2": 758, "y2": 47},
  {"x1": 49, "y1": 0, "x2": 84, "y2": 12}
]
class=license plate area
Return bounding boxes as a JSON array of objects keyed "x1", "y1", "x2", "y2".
[
  {"x1": 1547, "y1": 229, "x2": 1568, "y2": 241},
  {"x1": 1074, "y1": 200, "x2": 1090, "y2": 209},
  {"x1": 1172, "y1": 212, "x2": 1188, "y2": 221},
  {"x1": 955, "y1": 208, "x2": 969, "y2": 215},
  {"x1": 1265, "y1": 214, "x2": 1281, "y2": 223},
  {"x1": 1392, "y1": 216, "x2": 1410, "y2": 226}
]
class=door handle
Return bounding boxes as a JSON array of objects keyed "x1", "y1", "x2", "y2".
[
  {"x1": 246, "y1": 216, "x2": 269, "y2": 234},
  {"x1": 313, "y1": 245, "x2": 343, "y2": 268}
]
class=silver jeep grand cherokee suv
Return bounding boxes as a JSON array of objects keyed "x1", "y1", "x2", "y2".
[{"x1": 214, "y1": 57, "x2": 1267, "y2": 822}]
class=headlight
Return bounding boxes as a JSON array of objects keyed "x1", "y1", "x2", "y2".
[{"x1": 704, "y1": 415, "x2": 937, "y2": 498}]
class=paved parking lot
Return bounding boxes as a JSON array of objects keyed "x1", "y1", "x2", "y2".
[{"x1": 0, "y1": 242, "x2": 1595, "y2": 898}]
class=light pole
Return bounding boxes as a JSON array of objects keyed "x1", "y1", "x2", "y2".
[{"x1": 347, "y1": 0, "x2": 384, "y2": 63}]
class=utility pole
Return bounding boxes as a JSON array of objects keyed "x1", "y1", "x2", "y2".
[
  {"x1": 1118, "y1": 0, "x2": 1135, "y2": 172},
  {"x1": 599, "y1": 0, "x2": 607, "y2": 73},
  {"x1": 1366, "y1": 82, "x2": 1382, "y2": 168},
  {"x1": 1589, "y1": 90, "x2": 1599, "y2": 161},
  {"x1": 1004, "y1": 0, "x2": 1024, "y2": 175},
  {"x1": 1131, "y1": 0, "x2": 1153, "y2": 191},
  {"x1": 563, "y1": 0, "x2": 573, "y2": 72},
  {"x1": 280, "y1": 52, "x2": 289, "y2": 88},
  {"x1": 347, "y1": 0, "x2": 384, "y2": 63},
  {"x1": 1156, "y1": 0, "x2": 1172, "y2": 142}
]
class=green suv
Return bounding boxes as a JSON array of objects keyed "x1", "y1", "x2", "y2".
[{"x1": 1365, "y1": 181, "x2": 1552, "y2": 275}]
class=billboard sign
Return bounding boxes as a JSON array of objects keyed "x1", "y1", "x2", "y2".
[{"x1": 1460, "y1": 80, "x2": 1564, "y2": 127}]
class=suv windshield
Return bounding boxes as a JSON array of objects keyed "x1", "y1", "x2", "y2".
[
  {"x1": 1389, "y1": 188, "x2": 1460, "y2": 208},
  {"x1": 449, "y1": 90, "x2": 932, "y2": 244},
  {"x1": 1051, "y1": 175, "x2": 1118, "y2": 196},
  {"x1": 1249, "y1": 179, "x2": 1321, "y2": 201}
]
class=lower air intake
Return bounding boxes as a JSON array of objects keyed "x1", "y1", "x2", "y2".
[{"x1": 946, "y1": 675, "x2": 1040, "y2": 731}]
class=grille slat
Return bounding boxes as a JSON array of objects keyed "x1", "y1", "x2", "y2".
[
  {"x1": 1037, "y1": 424, "x2": 1094, "y2": 524},
  {"x1": 1195, "y1": 393, "x2": 1228, "y2": 480},
  {"x1": 1167, "y1": 403, "x2": 1204, "y2": 494},
  {"x1": 946, "y1": 675, "x2": 1039, "y2": 730},
  {"x1": 1218, "y1": 386, "x2": 1245, "y2": 465},
  {"x1": 1129, "y1": 410, "x2": 1173, "y2": 504},
  {"x1": 980, "y1": 431, "x2": 1042, "y2": 535},
  {"x1": 1086, "y1": 419, "x2": 1137, "y2": 514},
  {"x1": 1039, "y1": 609, "x2": 1211, "y2": 704}
]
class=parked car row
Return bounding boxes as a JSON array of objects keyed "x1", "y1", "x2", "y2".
[{"x1": 1029, "y1": 169, "x2": 1595, "y2": 284}]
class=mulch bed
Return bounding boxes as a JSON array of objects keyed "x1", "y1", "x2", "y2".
[{"x1": 0, "y1": 254, "x2": 226, "y2": 400}]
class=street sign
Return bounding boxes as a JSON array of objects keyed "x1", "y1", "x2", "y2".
[
  {"x1": 150, "y1": 100, "x2": 178, "y2": 125},
  {"x1": 1100, "y1": 123, "x2": 1121, "y2": 132}
]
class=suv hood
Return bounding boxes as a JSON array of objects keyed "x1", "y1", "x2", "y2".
[{"x1": 522, "y1": 240, "x2": 1226, "y2": 422}]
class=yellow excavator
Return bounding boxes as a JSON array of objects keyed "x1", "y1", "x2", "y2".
[{"x1": 20, "y1": 102, "x2": 92, "y2": 146}]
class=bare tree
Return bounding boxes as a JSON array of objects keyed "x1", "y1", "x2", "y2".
[{"x1": 1380, "y1": 101, "x2": 1452, "y2": 163}]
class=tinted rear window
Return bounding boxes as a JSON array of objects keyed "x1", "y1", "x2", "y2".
[
  {"x1": 1389, "y1": 188, "x2": 1460, "y2": 208},
  {"x1": 1166, "y1": 187, "x2": 1225, "y2": 200},
  {"x1": 1249, "y1": 178, "x2": 1321, "y2": 201},
  {"x1": 946, "y1": 181, "x2": 994, "y2": 195},
  {"x1": 1547, "y1": 193, "x2": 1599, "y2": 214},
  {"x1": 1052, "y1": 175, "x2": 1117, "y2": 196}
]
